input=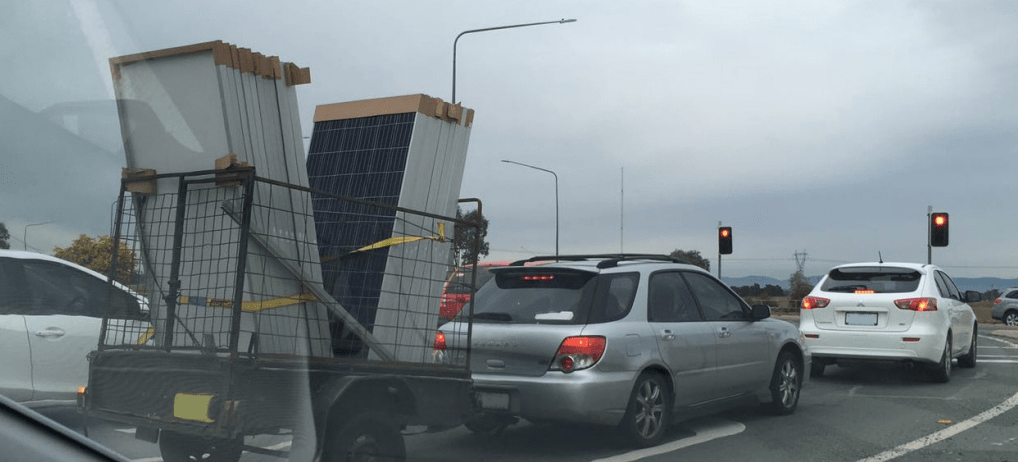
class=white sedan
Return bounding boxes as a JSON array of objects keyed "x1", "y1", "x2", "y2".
[
  {"x1": 799, "y1": 262, "x2": 979, "y2": 382},
  {"x1": 0, "y1": 250, "x2": 149, "y2": 408}
]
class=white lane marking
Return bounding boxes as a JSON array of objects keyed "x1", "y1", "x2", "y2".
[
  {"x1": 980, "y1": 335, "x2": 1018, "y2": 348},
  {"x1": 132, "y1": 440, "x2": 292, "y2": 462},
  {"x1": 264, "y1": 440, "x2": 292, "y2": 450},
  {"x1": 856, "y1": 390, "x2": 1018, "y2": 462},
  {"x1": 115, "y1": 428, "x2": 136, "y2": 434},
  {"x1": 975, "y1": 359, "x2": 1018, "y2": 364},
  {"x1": 590, "y1": 417, "x2": 744, "y2": 462}
]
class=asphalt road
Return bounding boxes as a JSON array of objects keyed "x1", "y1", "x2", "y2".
[{"x1": 49, "y1": 330, "x2": 1018, "y2": 462}]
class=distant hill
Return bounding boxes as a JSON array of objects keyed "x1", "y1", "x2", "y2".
[
  {"x1": 722, "y1": 275, "x2": 1018, "y2": 293},
  {"x1": 722, "y1": 275, "x2": 821, "y2": 290},
  {"x1": 952, "y1": 277, "x2": 1018, "y2": 293}
]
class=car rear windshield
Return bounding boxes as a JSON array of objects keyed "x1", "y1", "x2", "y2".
[
  {"x1": 470, "y1": 268, "x2": 639, "y2": 324},
  {"x1": 820, "y1": 266, "x2": 922, "y2": 294},
  {"x1": 444, "y1": 266, "x2": 499, "y2": 295}
]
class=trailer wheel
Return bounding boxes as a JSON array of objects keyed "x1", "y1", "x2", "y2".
[
  {"x1": 158, "y1": 431, "x2": 242, "y2": 462},
  {"x1": 324, "y1": 412, "x2": 406, "y2": 462}
]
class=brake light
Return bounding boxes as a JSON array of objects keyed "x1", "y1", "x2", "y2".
[
  {"x1": 523, "y1": 275, "x2": 555, "y2": 281},
  {"x1": 995, "y1": 298, "x2": 1002, "y2": 304},
  {"x1": 549, "y1": 336, "x2": 606, "y2": 373},
  {"x1": 854, "y1": 289, "x2": 875, "y2": 294},
  {"x1": 801, "y1": 296, "x2": 830, "y2": 310},
  {"x1": 433, "y1": 331, "x2": 447, "y2": 351},
  {"x1": 894, "y1": 297, "x2": 937, "y2": 312}
]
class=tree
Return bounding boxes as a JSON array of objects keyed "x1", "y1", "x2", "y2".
[
  {"x1": 53, "y1": 234, "x2": 137, "y2": 284},
  {"x1": 788, "y1": 270, "x2": 813, "y2": 303},
  {"x1": 452, "y1": 207, "x2": 490, "y2": 267},
  {"x1": 0, "y1": 222, "x2": 9, "y2": 249},
  {"x1": 669, "y1": 249, "x2": 710, "y2": 272}
]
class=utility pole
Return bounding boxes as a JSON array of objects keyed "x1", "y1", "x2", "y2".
[
  {"x1": 718, "y1": 221, "x2": 723, "y2": 278},
  {"x1": 927, "y1": 205, "x2": 932, "y2": 264},
  {"x1": 794, "y1": 250, "x2": 808, "y2": 274}
]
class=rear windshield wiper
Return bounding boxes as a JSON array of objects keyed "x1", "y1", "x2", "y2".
[{"x1": 471, "y1": 312, "x2": 513, "y2": 322}]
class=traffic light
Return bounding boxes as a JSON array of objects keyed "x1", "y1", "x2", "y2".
[
  {"x1": 930, "y1": 213, "x2": 949, "y2": 247},
  {"x1": 719, "y1": 226, "x2": 733, "y2": 255}
]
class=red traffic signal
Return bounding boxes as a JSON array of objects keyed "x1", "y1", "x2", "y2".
[
  {"x1": 930, "y1": 213, "x2": 948, "y2": 247},
  {"x1": 719, "y1": 226, "x2": 733, "y2": 255}
]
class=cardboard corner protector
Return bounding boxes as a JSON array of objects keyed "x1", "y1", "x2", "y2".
[{"x1": 122, "y1": 168, "x2": 157, "y2": 194}]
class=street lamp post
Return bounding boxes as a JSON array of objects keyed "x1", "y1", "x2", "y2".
[
  {"x1": 23, "y1": 221, "x2": 53, "y2": 251},
  {"x1": 502, "y1": 160, "x2": 559, "y2": 256},
  {"x1": 452, "y1": 18, "x2": 577, "y2": 104}
]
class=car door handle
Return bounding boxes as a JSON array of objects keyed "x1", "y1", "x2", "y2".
[
  {"x1": 718, "y1": 327, "x2": 731, "y2": 339},
  {"x1": 35, "y1": 327, "x2": 66, "y2": 338},
  {"x1": 661, "y1": 330, "x2": 675, "y2": 341}
]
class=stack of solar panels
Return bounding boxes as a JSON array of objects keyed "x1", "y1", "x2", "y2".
[
  {"x1": 307, "y1": 94, "x2": 474, "y2": 362},
  {"x1": 109, "y1": 41, "x2": 331, "y2": 357}
]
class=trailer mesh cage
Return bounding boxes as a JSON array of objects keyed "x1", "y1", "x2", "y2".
[{"x1": 101, "y1": 169, "x2": 478, "y2": 366}]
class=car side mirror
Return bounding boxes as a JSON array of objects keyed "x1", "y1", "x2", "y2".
[
  {"x1": 964, "y1": 290, "x2": 981, "y2": 303},
  {"x1": 750, "y1": 304, "x2": 771, "y2": 321}
]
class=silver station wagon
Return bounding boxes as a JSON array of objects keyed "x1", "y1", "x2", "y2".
[{"x1": 436, "y1": 254, "x2": 809, "y2": 447}]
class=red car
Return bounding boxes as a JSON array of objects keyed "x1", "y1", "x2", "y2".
[{"x1": 439, "y1": 261, "x2": 510, "y2": 321}]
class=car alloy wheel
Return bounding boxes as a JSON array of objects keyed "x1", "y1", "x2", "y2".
[
  {"x1": 1005, "y1": 311, "x2": 1018, "y2": 327},
  {"x1": 766, "y1": 352, "x2": 801, "y2": 415},
  {"x1": 621, "y1": 372, "x2": 669, "y2": 447}
]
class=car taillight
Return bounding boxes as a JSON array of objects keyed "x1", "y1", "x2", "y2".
[
  {"x1": 523, "y1": 275, "x2": 555, "y2": 281},
  {"x1": 854, "y1": 289, "x2": 875, "y2": 294},
  {"x1": 801, "y1": 296, "x2": 830, "y2": 310},
  {"x1": 894, "y1": 297, "x2": 937, "y2": 312},
  {"x1": 995, "y1": 298, "x2": 1002, "y2": 304},
  {"x1": 433, "y1": 331, "x2": 447, "y2": 351},
  {"x1": 549, "y1": 336, "x2": 606, "y2": 373}
]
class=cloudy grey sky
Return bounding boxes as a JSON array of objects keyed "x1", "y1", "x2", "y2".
[{"x1": 2, "y1": 1, "x2": 1016, "y2": 280}]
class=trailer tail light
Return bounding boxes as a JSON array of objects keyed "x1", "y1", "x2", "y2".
[
  {"x1": 549, "y1": 336, "x2": 606, "y2": 373},
  {"x1": 433, "y1": 331, "x2": 447, "y2": 351},
  {"x1": 801, "y1": 296, "x2": 830, "y2": 310},
  {"x1": 894, "y1": 297, "x2": 937, "y2": 312}
]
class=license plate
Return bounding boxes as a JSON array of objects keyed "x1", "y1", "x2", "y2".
[
  {"x1": 846, "y1": 312, "x2": 878, "y2": 326},
  {"x1": 477, "y1": 391, "x2": 509, "y2": 410}
]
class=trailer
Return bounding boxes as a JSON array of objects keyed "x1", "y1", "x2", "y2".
[{"x1": 81, "y1": 168, "x2": 482, "y2": 462}]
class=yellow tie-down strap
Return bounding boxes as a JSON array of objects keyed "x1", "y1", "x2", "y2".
[
  {"x1": 173, "y1": 393, "x2": 215, "y2": 423},
  {"x1": 135, "y1": 293, "x2": 319, "y2": 344},
  {"x1": 178, "y1": 293, "x2": 318, "y2": 313},
  {"x1": 352, "y1": 221, "x2": 447, "y2": 253}
]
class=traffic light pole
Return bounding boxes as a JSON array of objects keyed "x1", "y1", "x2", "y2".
[
  {"x1": 718, "y1": 221, "x2": 723, "y2": 278},
  {"x1": 927, "y1": 205, "x2": 932, "y2": 264}
]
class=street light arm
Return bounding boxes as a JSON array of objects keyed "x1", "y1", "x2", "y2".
[
  {"x1": 452, "y1": 19, "x2": 577, "y2": 104},
  {"x1": 501, "y1": 160, "x2": 559, "y2": 256}
]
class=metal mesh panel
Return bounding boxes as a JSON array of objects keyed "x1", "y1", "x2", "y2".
[{"x1": 102, "y1": 171, "x2": 472, "y2": 368}]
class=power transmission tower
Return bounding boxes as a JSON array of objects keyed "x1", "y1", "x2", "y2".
[{"x1": 793, "y1": 250, "x2": 808, "y2": 274}]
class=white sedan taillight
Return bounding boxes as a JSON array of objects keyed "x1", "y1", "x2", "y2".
[
  {"x1": 801, "y1": 296, "x2": 830, "y2": 310},
  {"x1": 894, "y1": 297, "x2": 937, "y2": 312}
]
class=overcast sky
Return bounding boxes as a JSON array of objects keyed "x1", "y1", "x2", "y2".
[{"x1": 2, "y1": 1, "x2": 1016, "y2": 280}]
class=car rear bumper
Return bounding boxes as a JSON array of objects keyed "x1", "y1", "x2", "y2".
[
  {"x1": 471, "y1": 369, "x2": 634, "y2": 426},
  {"x1": 991, "y1": 304, "x2": 1013, "y2": 321},
  {"x1": 802, "y1": 328, "x2": 946, "y2": 364}
]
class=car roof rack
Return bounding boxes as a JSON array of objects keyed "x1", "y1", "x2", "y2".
[{"x1": 509, "y1": 254, "x2": 692, "y2": 269}]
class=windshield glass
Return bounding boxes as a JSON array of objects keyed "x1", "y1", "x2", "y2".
[{"x1": 4, "y1": 2, "x2": 1017, "y2": 461}]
